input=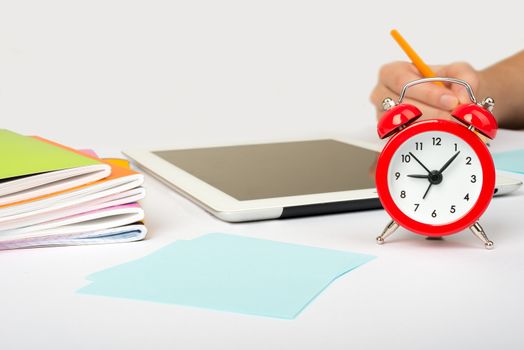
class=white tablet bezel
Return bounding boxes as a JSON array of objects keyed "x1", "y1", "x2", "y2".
[
  {"x1": 123, "y1": 138, "x2": 382, "y2": 222},
  {"x1": 124, "y1": 138, "x2": 523, "y2": 222}
]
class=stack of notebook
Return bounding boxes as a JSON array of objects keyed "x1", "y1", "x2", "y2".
[{"x1": 0, "y1": 129, "x2": 147, "y2": 250}]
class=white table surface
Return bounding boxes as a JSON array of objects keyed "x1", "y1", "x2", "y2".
[
  {"x1": 1, "y1": 129, "x2": 524, "y2": 350},
  {"x1": 2, "y1": 1, "x2": 524, "y2": 348}
]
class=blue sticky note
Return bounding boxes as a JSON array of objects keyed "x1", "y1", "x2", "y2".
[
  {"x1": 493, "y1": 149, "x2": 524, "y2": 174},
  {"x1": 78, "y1": 233, "x2": 375, "y2": 319}
]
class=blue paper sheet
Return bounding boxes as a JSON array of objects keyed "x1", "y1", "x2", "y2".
[
  {"x1": 78, "y1": 233, "x2": 375, "y2": 319},
  {"x1": 493, "y1": 149, "x2": 524, "y2": 174}
]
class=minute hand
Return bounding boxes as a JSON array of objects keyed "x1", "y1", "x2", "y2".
[
  {"x1": 439, "y1": 151, "x2": 461, "y2": 174},
  {"x1": 408, "y1": 152, "x2": 431, "y2": 174}
]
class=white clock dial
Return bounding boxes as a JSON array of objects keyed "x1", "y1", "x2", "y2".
[{"x1": 387, "y1": 131, "x2": 483, "y2": 225}]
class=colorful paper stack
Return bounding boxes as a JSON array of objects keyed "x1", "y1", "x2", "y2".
[{"x1": 0, "y1": 129, "x2": 147, "y2": 250}]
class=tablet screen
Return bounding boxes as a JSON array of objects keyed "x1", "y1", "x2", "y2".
[{"x1": 153, "y1": 140, "x2": 377, "y2": 201}]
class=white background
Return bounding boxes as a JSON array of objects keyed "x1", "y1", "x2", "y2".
[
  {"x1": 1, "y1": 0, "x2": 523, "y2": 150},
  {"x1": 1, "y1": 1, "x2": 524, "y2": 350}
]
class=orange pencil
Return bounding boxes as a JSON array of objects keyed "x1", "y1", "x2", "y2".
[{"x1": 390, "y1": 29, "x2": 444, "y2": 87}]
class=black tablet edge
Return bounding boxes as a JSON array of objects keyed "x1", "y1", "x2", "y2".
[{"x1": 280, "y1": 197, "x2": 383, "y2": 219}]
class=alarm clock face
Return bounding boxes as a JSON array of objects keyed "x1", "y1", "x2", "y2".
[{"x1": 387, "y1": 130, "x2": 483, "y2": 225}]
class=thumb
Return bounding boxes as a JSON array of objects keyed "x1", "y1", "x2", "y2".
[{"x1": 436, "y1": 62, "x2": 480, "y2": 104}]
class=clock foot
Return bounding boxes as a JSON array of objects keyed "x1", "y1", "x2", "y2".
[
  {"x1": 377, "y1": 220, "x2": 399, "y2": 244},
  {"x1": 470, "y1": 221, "x2": 494, "y2": 249}
]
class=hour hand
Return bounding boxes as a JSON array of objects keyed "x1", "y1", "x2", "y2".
[{"x1": 407, "y1": 174, "x2": 429, "y2": 179}]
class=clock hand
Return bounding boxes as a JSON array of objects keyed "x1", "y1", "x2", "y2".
[
  {"x1": 407, "y1": 174, "x2": 429, "y2": 179},
  {"x1": 408, "y1": 152, "x2": 431, "y2": 174},
  {"x1": 423, "y1": 182, "x2": 433, "y2": 199},
  {"x1": 439, "y1": 151, "x2": 461, "y2": 174}
]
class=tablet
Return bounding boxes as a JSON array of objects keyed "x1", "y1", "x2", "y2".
[{"x1": 124, "y1": 139, "x2": 522, "y2": 222}]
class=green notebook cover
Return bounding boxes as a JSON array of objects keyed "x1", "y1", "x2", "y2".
[{"x1": 0, "y1": 129, "x2": 102, "y2": 181}]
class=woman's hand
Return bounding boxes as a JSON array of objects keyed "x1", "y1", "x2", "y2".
[{"x1": 370, "y1": 61, "x2": 482, "y2": 121}]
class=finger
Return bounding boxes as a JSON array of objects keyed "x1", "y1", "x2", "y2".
[
  {"x1": 403, "y1": 82, "x2": 458, "y2": 111},
  {"x1": 380, "y1": 62, "x2": 459, "y2": 110},
  {"x1": 375, "y1": 85, "x2": 453, "y2": 121},
  {"x1": 396, "y1": 96, "x2": 454, "y2": 120},
  {"x1": 370, "y1": 81, "x2": 395, "y2": 109},
  {"x1": 379, "y1": 61, "x2": 423, "y2": 94},
  {"x1": 372, "y1": 61, "x2": 431, "y2": 106},
  {"x1": 429, "y1": 65, "x2": 444, "y2": 73},
  {"x1": 437, "y1": 62, "x2": 479, "y2": 104}
]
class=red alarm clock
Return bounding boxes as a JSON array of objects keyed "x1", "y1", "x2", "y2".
[{"x1": 375, "y1": 77, "x2": 498, "y2": 249}]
